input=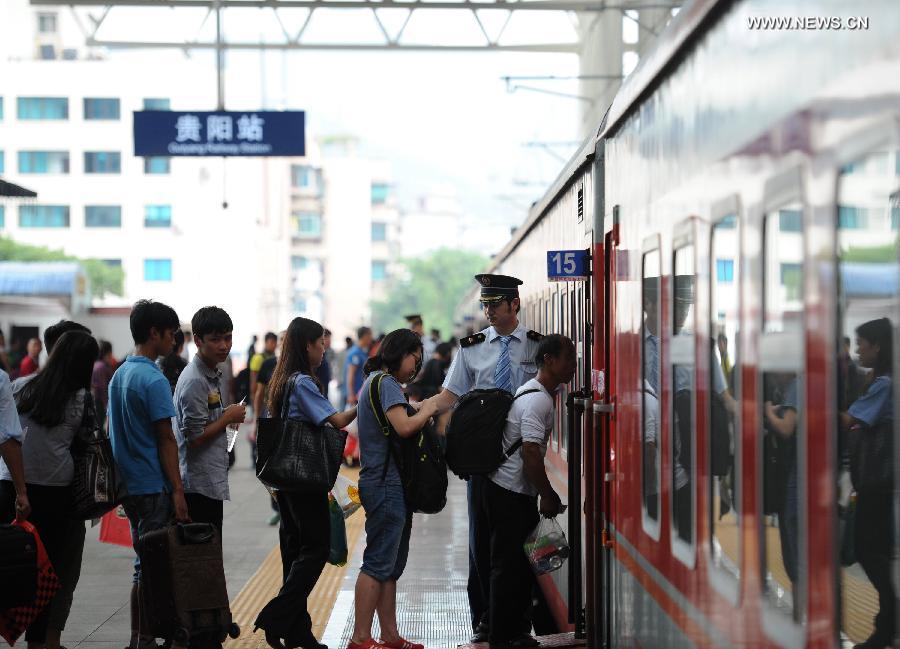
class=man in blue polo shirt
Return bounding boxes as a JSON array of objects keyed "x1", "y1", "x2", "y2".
[
  {"x1": 108, "y1": 299, "x2": 189, "y2": 649},
  {"x1": 344, "y1": 326, "x2": 373, "y2": 406}
]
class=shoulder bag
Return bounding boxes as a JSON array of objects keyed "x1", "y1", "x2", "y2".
[
  {"x1": 70, "y1": 392, "x2": 121, "y2": 520},
  {"x1": 256, "y1": 373, "x2": 347, "y2": 492}
]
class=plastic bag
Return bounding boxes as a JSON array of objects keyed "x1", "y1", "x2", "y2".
[
  {"x1": 523, "y1": 516, "x2": 570, "y2": 576},
  {"x1": 331, "y1": 474, "x2": 362, "y2": 519},
  {"x1": 327, "y1": 494, "x2": 348, "y2": 567},
  {"x1": 0, "y1": 520, "x2": 61, "y2": 645}
]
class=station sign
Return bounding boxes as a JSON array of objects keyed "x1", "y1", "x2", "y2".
[
  {"x1": 133, "y1": 110, "x2": 305, "y2": 157},
  {"x1": 547, "y1": 249, "x2": 589, "y2": 282}
]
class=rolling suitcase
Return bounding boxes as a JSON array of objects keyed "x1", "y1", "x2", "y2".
[
  {"x1": 139, "y1": 523, "x2": 240, "y2": 647},
  {"x1": 0, "y1": 523, "x2": 37, "y2": 610}
]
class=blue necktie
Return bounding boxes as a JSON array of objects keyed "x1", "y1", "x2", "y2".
[{"x1": 495, "y1": 335, "x2": 513, "y2": 394}]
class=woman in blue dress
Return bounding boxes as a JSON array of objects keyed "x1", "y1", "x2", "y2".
[
  {"x1": 255, "y1": 317, "x2": 358, "y2": 649},
  {"x1": 841, "y1": 317, "x2": 894, "y2": 649}
]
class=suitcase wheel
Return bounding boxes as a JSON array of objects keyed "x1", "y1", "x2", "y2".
[{"x1": 228, "y1": 623, "x2": 241, "y2": 639}]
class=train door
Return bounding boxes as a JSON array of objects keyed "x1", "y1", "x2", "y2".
[{"x1": 566, "y1": 227, "x2": 594, "y2": 640}]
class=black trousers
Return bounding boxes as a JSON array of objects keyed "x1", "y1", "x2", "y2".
[
  {"x1": 479, "y1": 480, "x2": 540, "y2": 643},
  {"x1": 0, "y1": 481, "x2": 72, "y2": 643},
  {"x1": 185, "y1": 492, "x2": 224, "y2": 531},
  {"x1": 855, "y1": 490, "x2": 896, "y2": 643},
  {"x1": 254, "y1": 490, "x2": 330, "y2": 643},
  {"x1": 467, "y1": 475, "x2": 491, "y2": 631}
]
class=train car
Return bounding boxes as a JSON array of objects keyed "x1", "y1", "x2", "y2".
[{"x1": 454, "y1": 0, "x2": 900, "y2": 647}]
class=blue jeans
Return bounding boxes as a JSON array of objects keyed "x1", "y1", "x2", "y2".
[
  {"x1": 122, "y1": 492, "x2": 173, "y2": 584},
  {"x1": 359, "y1": 481, "x2": 412, "y2": 581}
]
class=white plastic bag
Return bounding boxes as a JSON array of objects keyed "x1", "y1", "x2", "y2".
[
  {"x1": 331, "y1": 473, "x2": 361, "y2": 519},
  {"x1": 523, "y1": 516, "x2": 570, "y2": 575}
]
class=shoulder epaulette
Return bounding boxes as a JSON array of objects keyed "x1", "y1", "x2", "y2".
[
  {"x1": 527, "y1": 330, "x2": 544, "y2": 342},
  {"x1": 460, "y1": 332, "x2": 487, "y2": 348}
]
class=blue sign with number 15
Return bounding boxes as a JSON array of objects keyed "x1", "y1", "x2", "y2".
[{"x1": 547, "y1": 250, "x2": 589, "y2": 282}]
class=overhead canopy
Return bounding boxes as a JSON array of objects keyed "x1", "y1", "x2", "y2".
[
  {"x1": 842, "y1": 262, "x2": 899, "y2": 297},
  {"x1": 0, "y1": 262, "x2": 86, "y2": 297},
  {"x1": 0, "y1": 179, "x2": 37, "y2": 198}
]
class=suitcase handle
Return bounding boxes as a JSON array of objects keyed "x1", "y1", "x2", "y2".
[{"x1": 176, "y1": 523, "x2": 215, "y2": 545}]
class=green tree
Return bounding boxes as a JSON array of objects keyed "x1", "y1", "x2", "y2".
[
  {"x1": 0, "y1": 236, "x2": 125, "y2": 298},
  {"x1": 371, "y1": 248, "x2": 489, "y2": 339}
]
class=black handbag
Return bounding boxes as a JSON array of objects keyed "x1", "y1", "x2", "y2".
[
  {"x1": 848, "y1": 421, "x2": 893, "y2": 494},
  {"x1": 256, "y1": 374, "x2": 347, "y2": 492},
  {"x1": 70, "y1": 392, "x2": 120, "y2": 520}
]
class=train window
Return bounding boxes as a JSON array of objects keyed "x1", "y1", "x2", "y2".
[
  {"x1": 835, "y1": 146, "x2": 899, "y2": 648},
  {"x1": 760, "y1": 199, "x2": 805, "y2": 627},
  {"x1": 710, "y1": 213, "x2": 741, "y2": 588},
  {"x1": 642, "y1": 247, "x2": 662, "y2": 527},
  {"x1": 671, "y1": 243, "x2": 696, "y2": 551}
]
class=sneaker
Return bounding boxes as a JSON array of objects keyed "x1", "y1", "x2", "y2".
[
  {"x1": 380, "y1": 638, "x2": 424, "y2": 649},
  {"x1": 268, "y1": 512, "x2": 281, "y2": 526},
  {"x1": 347, "y1": 640, "x2": 385, "y2": 649}
]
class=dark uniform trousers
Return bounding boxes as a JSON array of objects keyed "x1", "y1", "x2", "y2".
[
  {"x1": 468, "y1": 475, "x2": 491, "y2": 630},
  {"x1": 475, "y1": 478, "x2": 540, "y2": 642}
]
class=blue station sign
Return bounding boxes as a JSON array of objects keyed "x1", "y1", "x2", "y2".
[
  {"x1": 547, "y1": 249, "x2": 589, "y2": 282},
  {"x1": 133, "y1": 110, "x2": 305, "y2": 157}
]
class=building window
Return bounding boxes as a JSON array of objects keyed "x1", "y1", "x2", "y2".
[
  {"x1": 102, "y1": 259, "x2": 121, "y2": 268},
  {"x1": 0, "y1": 150, "x2": 4, "y2": 174},
  {"x1": 144, "y1": 157, "x2": 171, "y2": 174},
  {"x1": 17, "y1": 97, "x2": 68, "y2": 120},
  {"x1": 62, "y1": 49, "x2": 77, "y2": 60},
  {"x1": 0, "y1": 206, "x2": 4, "y2": 228},
  {"x1": 372, "y1": 261, "x2": 388, "y2": 281},
  {"x1": 371, "y1": 182, "x2": 389, "y2": 205},
  {"x1": 292, "y1": 211, "x2": 322, "y2": 239},
  {"x1": 144, "y1": 259, "x2": 172, "y2": 281},
  {"x1": 371, "y1": 222, "x2": 387, "y2": 242},
  {"x1": 144, "y1": 205, "x2": 172, "y2": 228},
  {"x1": 715, "y1": 259, "x2": 734, "y2": 283},
  {"x1": 837, "y1": 205, "x2": 869, "y2": 229},
  {"x1": 291, "y1": 256, "x2": 308, "y2": 270},
  {"x1": 85, "y1": 205, "x2": 122, "y2": 228},
  {"x1": 39, "y1": 45, "x2": 55, "y2": 60},
  {"x1": 292, "y1": 297, "x2": 308, "y2": 313},
  {"x1": 37, "y1": 12, "x2": 57, "y2": 33},
  {"x1": 143, "y1": 98, "x2": 170, "y2": 110},
  {"x1": 892, "y1": 206, "x2": 900, "y2": 230},
  {"x1": 18, "y1": 151, "x2": 69, "y2": 174},
  {"x1": 19, "y1": 205, "x2": 69, "y2": 228},
  {"x1": 778, "y1": 209, "x2": 802, "y2": 232},
  {"x1": 0, "y1": 97, "x2": 4, "y2": 120},
  {"x1": 84, "y1": 151, "x2": 121, "y2": 174},
  {"x1": 84, "y1": 98, "x2": 120, "y2": 120},
  {"x1": 291, "y1": 165, "x2": 312, "y2": 188}
]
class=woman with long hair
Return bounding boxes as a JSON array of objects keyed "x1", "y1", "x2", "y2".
[
  {"x1": 255, "y1": 317, "x2": 358, "y2": 649},
  {"x1": 347, "y1": 329, "x2": 438, "y2": 649},
  {"x1": 841, "y1": 317, "x2": 894, "y2": 649},
  {"x1": 0, "y1": 330, "x2": 100, "y2": 649}
]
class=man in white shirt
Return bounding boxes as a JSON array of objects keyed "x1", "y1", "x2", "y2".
[{"x1": 480, "y1": 334, "x2": 575, "y2": 649}]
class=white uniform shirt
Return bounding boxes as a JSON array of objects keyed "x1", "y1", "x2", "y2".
[
  {"x1": 489, "y1": 378, "x2": 555, "y2": 496},
  {"x1": 442, "y1": 322, "x2": 541, "y2": 397},
  {"x1": 0, "y1": 370, "x2": 23, "y2": 446}
]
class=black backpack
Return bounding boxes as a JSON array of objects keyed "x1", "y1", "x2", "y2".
[
  {"x1": 369, "y1": 373, "x2": 448, "y2": 514},
  {"x1": 445, "y1": 388, "x2": 540, "y2": 478}
]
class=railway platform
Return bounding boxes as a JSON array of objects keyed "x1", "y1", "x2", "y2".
[{"x1": 59, "y1": 440, "x2": 579, "y2": 649}]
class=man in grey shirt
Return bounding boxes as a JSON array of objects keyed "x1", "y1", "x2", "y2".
[{"x1": 174, "y1": 307, "x2": 246, "y2": 529}]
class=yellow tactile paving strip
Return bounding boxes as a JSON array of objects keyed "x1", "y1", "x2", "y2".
[{"x1": 225, "y1": 468, "x2": 365, "y2": 649}]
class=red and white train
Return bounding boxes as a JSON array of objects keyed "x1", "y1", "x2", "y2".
[{"x1": 456, "y1": 0, "x2": 899, "y2": 646}]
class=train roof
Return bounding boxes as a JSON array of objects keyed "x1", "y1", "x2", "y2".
[{"x1": 487, "y1": 0, "x2": 722, "y2": 269}]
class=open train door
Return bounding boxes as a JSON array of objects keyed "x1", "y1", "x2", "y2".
[{"x1": 589, "y1": 206, "x2": 618, "y2": 649}]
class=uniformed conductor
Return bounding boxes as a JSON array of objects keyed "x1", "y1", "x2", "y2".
[{"x1": 432, "y1": 273, "x2": 543, "y2": 643}]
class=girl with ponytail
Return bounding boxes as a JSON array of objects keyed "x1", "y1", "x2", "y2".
[
  {"x1": 348, "y1": 329, "x2": 439, "y2": 649},
  {"x1": 255, "y1": 317, "x2": 357, "y2": 649}
]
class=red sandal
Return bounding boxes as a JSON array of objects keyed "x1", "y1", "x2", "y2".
[{"x1": 379, "y1": 638, "x2": 424, "y2": 649}]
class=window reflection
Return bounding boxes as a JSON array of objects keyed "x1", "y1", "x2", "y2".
[
  {"x1": 710, "y1": 215, "x2": 740, "y2": 580},
  {"x1": 672, "y1": 246, "x2": 695, "y2": 545},
  {"x1": 643, "y1": 249, "x2": 661, "y2": 523},
  {"x1": 837, "y1": 147, "x2": 899, "y2": 647},
  {"x1": 765, "y1": 205, "x2": 804, "y2": 334}
]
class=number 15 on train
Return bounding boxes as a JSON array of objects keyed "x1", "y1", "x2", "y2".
[{"x1": 547, "y1": 250, "x2": 589, "y2": 282}]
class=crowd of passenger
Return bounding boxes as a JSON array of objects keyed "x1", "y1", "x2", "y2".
[{"x1": 0, "y1": 272, "x2": 572, "y2": 649}]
